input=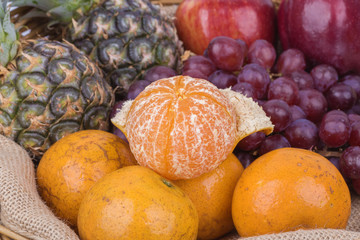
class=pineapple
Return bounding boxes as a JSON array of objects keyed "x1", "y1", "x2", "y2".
[
  {"x1": 0, "y1": 1, "x2": 115, "y2": 161},
  {"x1": 12, "y1": 0, "x2": 183, "y2": 99}
]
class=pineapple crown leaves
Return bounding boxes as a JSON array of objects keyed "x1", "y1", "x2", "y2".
[
  {"x1": 11, "y1": 0, "x2": 101, "y2": 24},
  {"x1": 0, "y1": 0, "x2": 20, "y2": 67}
]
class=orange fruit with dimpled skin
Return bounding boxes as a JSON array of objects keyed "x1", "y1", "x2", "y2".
[
  {"x1": 174, "y1": 153, "x2": 244, "y2": 240},
  {"x1": 36, "y1": 130, "x2": 137, "y2": 228},
  {"x1": 112, "y1": 75, "x2": 273, "y2": 180},
  {"x1": 232, "y1": 147, "x2": 351, "y2": 237},
  {"x1": 77, "y1": 165, "x2": 199, "y2": 240}
]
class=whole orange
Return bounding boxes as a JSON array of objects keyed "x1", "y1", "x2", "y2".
[
  {"x1": 232, "y1": 147, "x2": 351, "y2": 237},
  {"x1": 112, "y1": 75, "x2": 273, "y2": 180},
  {"x1": 36, "y1": 130, "x2": 136, "y2": 227},
  {"x1": 174, "y1": 153, "x2": 244, "y2": 240},
  {"x1": 77, "y1": 165, "x2": 199, "y2": 240}
]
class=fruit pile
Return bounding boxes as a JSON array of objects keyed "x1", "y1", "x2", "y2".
[{"x1": 0, "y1": 0, "x2": 359, "y2": 239}]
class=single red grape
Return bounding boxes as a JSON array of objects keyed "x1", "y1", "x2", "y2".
[
  {"x1": 183, "y1": 69, "x2": 208, "y2": 80},
  {"x1": 348, "y1": 113, "x2": 360, "y2": 125},
  {"x1": 267, "y1": 76, "x2": 299, "y2": 105},
  {"x1": 144, "y1": 65, "x2": 176, "y2": 82},
  {"x1": 298, "y1": 89, "x2": 328, "y2": 123},
  {"x1": 259, "y1": 134, "x2": 291, "y2": 156},
  {"x1": 236, "y1": 132, "x2": 266, "y2": 152},
  {"x1": 326, "y1": 83, "x2": 357, "y2": 111},
  {"x1": 262, "y1": 99, "x2": 292, "y2": 132},
  {"x1": 247, "y1": 39, "x2": 276, "y2": 70},
  {"x1": 183, "y1": 55, "x2": 217, "y2": 77},
  {"x1": 275, "y1": 48, "x2": 306, "y2": 74},
  {"x1": 231, "y1": 82, "x2": 257, "y2": 99},
  {"x1": 207, "y1": 36, "x2": 245, "y2": 72},
  {"x1": 350, "y1": 121, "x2": 360, "y2": 146},
  {"x1": 289, "y1": 105, "x2": 306, "y2": 121},
  {"x1": 233, "y1": 150, "x2": 254, "y2": 169},
  {"x1": 127, "y1": 80, "x2": 152, "y2": 100},
  {"x1": 319, "y1": 110, "x2": 351, "y2": 148},
  {"x1": 311, "y1": 64, "x2": 338, "y2": 93},
  {"x1": 341, "y1": 74, "x2": 360, "y2": 98},
  {"x1": 208, "y1": 70, "x2": 237, "y2": 89},
  {"x1": 237, "y1": 63, "x2": 271, "y2": 99},
  {"x1": 340, "y1": 146, "x2": 360, "y2": 179},
  {"x1": 287, "y1": 70, "x2": 314, "y2": 90},
  {"x1": 284, "y1": 118, "x2": 319, "y2": 149}
]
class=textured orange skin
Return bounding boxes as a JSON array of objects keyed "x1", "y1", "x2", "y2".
[
  {"x1": 124, "y1": 76, "x2": 237, "y2": 180},
  {"x1": 77, "y1": 165, "x2": 199, "y2": 240},
  {"x1": 174, "y1": 153, "x2": 244, "y2": 240},
  {"x1": 175, "y1": 0, "x2": 276, "y2": 55},
  {"x1": 36, "y1": 130, "x2": 136, "y2": 228},
  {"x1": 232, "y1": 148, "x2": 351, "y2": 237}
]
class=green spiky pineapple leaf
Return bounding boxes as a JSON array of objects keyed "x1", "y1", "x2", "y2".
[
  {"x1": 0, "y1": 0, "x2": 20, "y2": 67},
  {"x1": 11, "y1": 0, "x2": 100, "y2": 24}
]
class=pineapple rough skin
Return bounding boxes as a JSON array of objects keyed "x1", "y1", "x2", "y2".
[
  {"x1": 0, "y1": 39, "x2": 115, "y2": 162},
  {"x1": 68, "y1": 0, "x2": 183, "y2": 99}
]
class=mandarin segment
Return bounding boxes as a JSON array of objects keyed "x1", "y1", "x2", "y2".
[{"x1": 112, "y1": 75, "x2": 273, "y2": 180}]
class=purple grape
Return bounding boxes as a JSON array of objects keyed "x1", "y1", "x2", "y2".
[
  {"x1": 275, "y1": 48, "x2": 306, "y2": 74},
  {"x1": 348, "y1": 102, "x2": 360, "y2": 115},
  {"x1": 267, "y1": 76, "x2": 299, "y2": 105},
  {"x1": 236, "y1": 132, "x2": 266, "y2": 152},
  {"x1": 144, "y1": 66, "x2": 176, "y2": 82},
  {"x1": 298, "y1": 89, "x2": 328, "y2": 123},
  {"x1": 208, "y1": 36, "x2": 245, "y2": 72},
  {"x1": 247, "y1": 39, "x2": 276, "y2": 70},
  {"x1": 183, "y1": 69, "x2": 208, "y2": 80},
  {"x1": 235, "y1": 39, "x2": 248, "y2": 58},
  {"x1": 183, "y1": 55, "x2": 217, "y2": 77},
  {"x1": 319, "y1": 110, "x2": 351, "y2": 148},
  {"x1": 289, "y1": 105, "x2": 306, "y2": 121},
  {"x1": 284, "y1": 119, "x2": 319, "y2": 149},
  {"x1": 287, "y1": 70, "x2": 315, "y2": 90},
  {"x1": 113, "y1": 127, "x2": 129, "y2": 144},
  {"x1": 231, "y1": 82, "x2": 257, "y2": 99},
  {"x1": 259, "y1": 134, "x2": 291, "y2": 156},
  {"x1": 262, "y1": 99, "x2": 292, "y2": 132},
  {"x1": 237, "y1": 63, "x2": 271, "y2": 99},
  {"x1": 233, "y1": 151, "x2": 254, "y2": 169},
  {"x1": 341, "y1": 74, "x2": 360, "y2": 98},
  {"x1": 127, "y1": 80, "x2": 152, "y2": 100},
  {"x1": 326, "y1": 83, "x2": 357, "y2": 111},
  {"x1": 328, "y1": 157, "x2": 341, "y2": 171},
  {"x1": 208, "y1": 70, "x2": 237, "y2": 89},
  {"x1": 350, "y1": 121, "x2": 360, "y2": 146},
  {"x1": 349, "y1": 113, "x2": 360, "y2": 125},
  {"x1": 110, "y1": 100, "x2": 125, "y2": 120},
  {"x1": 340, "y1": 146, "x2": 360, "y2": 179},
  {"x1": 311, "y1": 64, "x2": 338, "y2": 93},
  {"x1": 352, "y1": 178, "x2": 360, "y2": 195}
]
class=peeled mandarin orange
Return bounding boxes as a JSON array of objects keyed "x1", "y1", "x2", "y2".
[
  {"x1": 112, "y1": 75, "x2": 273, "y2": 180},
  {"x1": 36, "y1": 130, "x2": 136, "y2": 227},
  {"x1": 174, "y1": 153, "x2": 244, "y2": 240},
  {"x1": 77, "y1": 165, "x2": 199, "y2": 240},
  {"x1": 232, "y1": 147, "x2": 351, "y2": 237}
]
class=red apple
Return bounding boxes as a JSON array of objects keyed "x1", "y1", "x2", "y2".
[
  {"x1": 278, "y1": 0, "x2": 360, "y2": 75},
  {"x1": 175, "y1": 0, "x2": 276, "y2": 55}
]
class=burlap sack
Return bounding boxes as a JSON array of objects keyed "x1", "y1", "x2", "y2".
[{"x1": 0, "y1": 134, "x2": 79, "y2": 240}]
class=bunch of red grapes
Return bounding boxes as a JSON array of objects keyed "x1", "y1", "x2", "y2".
[{"x1": 111, "y1": 36, "x2": 360, "y2": 194}]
